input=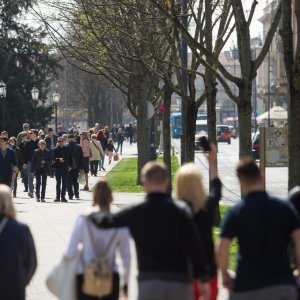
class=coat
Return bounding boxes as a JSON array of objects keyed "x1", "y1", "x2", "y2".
[
  {"x1": 30, "y1": 149, "x2": 52, "y2": 174},
  {"x1": 0, "y1": 148, "x2": 17, "y2": 177},
  {"x1": 89, "y1": 139, "x2": 104, "y2": 161}
]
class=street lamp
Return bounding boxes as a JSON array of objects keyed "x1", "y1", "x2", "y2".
[
  {"x1": 31, "y1": 86, "x2": 39, "y2": 101},
  {"x1": 52, "y1": 92, "x2": 60, "y2": 133},
  {"x1": 0, "y1": 80, "x2": 7, "y2": 130}
]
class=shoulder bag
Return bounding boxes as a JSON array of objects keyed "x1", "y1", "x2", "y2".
[
  {"x1": 82, "y1": 220, "x2": 117, "y2": 298},
  {"x1": 92, "y1": 140, "x2": 104, "y2": 158}
]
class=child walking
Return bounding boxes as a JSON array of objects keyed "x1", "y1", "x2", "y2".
[{"x1": 106, "y1": 138, "x2": 117, "y2": 164}]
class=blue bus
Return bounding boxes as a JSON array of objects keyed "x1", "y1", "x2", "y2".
[{"x1": 171, "y1": 112, "x2": 207, "y2": 138}]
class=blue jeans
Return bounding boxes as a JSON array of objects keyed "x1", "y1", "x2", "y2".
[
  {"x1": 26, "y1": 162, "x2": 34, "y2": 193},
  {"x1": 55, "y1": 168, "x2": 68, "y2": 199},
  {"x1": 99, "y1": 156, "x2": 105, "y2": 169}
]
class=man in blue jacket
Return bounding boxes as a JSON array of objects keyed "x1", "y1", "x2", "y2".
[{"x1": 0, "y1": 136, "x2": 18, "y2": 187}]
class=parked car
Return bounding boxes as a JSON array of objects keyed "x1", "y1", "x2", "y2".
[
  {"x1": 228, "y1": 125, "x2": 238, "y2": 139},
  {"x1": 252, "y1": 131, "x2": 260, "y2": 159},
  {"x1": 217, "y1": 125, "x2": 231, "y2": 144}
]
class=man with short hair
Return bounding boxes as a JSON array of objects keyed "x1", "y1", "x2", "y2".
[
  {"x1": 217, "y1": 157, "x2": 300, "y2": 300},
  {"x1": 0, "y1": 136, "x2": 18, "y2": 187},
  {"x1": 16, "y1": 123, "x2": 30, "y2": 146},
  {"x1": 23, "y1": 130, "x2": 39, "y2": 198},
  {"x1": 91, "y1": 161, "x2": 210, "y2": 300},
  {"x1": 45, "y1": 128, "x2": 58, "y2": 178}
]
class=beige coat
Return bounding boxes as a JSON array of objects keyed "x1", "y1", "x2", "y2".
[{"x1": 89, "y1": 139, "x2": 104, "y2": 161}]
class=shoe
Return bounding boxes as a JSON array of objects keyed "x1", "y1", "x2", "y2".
[
  {"x1": 101, "y1": 167, "x2": 106, "y2": 171},
  {"x1": 61, "y1": 198, "x2": 68, "y2": 202},
  {"x1": 23, "y1": 189, "x2": 28, "y2": 192},
  {"x1": 75, "y1": 195, "x2": 80, "y2": 200},
  {"x1": 54, "y1": 198, "x2": 60, "y2": 202},
  {"x1": 41, "y1": 199, "x2": 46, "y2": 202},
  {"x1": 69, "y1": 196, "x2": 73, "y2": 200},
  {"x1": 36, "y1": 198, "x2": 40, "y2": 202},
  {"x1": 80, "y1": 186, "x2": 89, "y2": 191},
  {"x1": 109, "y1": 160, "x2": 111, "y2": 164},
  {"x1": 28, "y1": 192, "x2": 34, "y2": 198},
  {"x1": 13, "y1": 193, "x2": 16, "y2": 198}
]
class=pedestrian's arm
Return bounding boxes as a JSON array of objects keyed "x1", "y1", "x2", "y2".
[
  {"x1": 23, "y1": 226, "x2": 37, "y2": 285},
  {"x1": 30, "y1": 152, "x2": 36, "y2": 174},
  {"x1": 292, "y1": 229, "x2": 300, "y2": 276},
  {"x1": 65, "y1": 216, "x2": 83, "y2": 258}
]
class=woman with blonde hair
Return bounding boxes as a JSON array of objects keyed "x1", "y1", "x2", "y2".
[
  {"x1": 80, "y1": 131, "x2": 91, "y2": 190},
  {"x1": 65, "y1": 179, "x2": 131, "y2": 300},
  {"x1": 0, "y1": 184, "x2": 37, "y2": 300},
  {"x1": 174, "y1": 144, "x2": 222, "y2": 300}
]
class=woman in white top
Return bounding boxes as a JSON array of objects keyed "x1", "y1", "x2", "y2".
[
  {"x1": 89, "y1": 134, "x2": 105, "y2": 176},
  {"x1": 65, "y1": 179, "x2": 131, "y2": 300}
]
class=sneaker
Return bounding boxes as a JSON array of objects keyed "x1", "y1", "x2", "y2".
[
  {"x1": 54, "y1": 198, "x2": 60, "y2": 202},
  {"x1": 75, "y1": 195, "x2": 80, "y2": 200},
  {"x1": 61, "y1": 198, "x2": 68, "y2": 202},
  {"x1": 80, "y1": 186, "x2": 89, "y2": 191},
  {"x1": 69, "y1": 196, "x2": 73, "y2": 200},
  {"x1": 23, "y1": 189, "x2": 28, "y2": 192},
  {"x1": 101, "y1": 167, "x2": 106, "y2": 171},
  {"x1": 36, "y1": 198, "x2": 40, "y2": 202},
  {"x1": 28, "y1": 192, "x2": 34, "y2": 198},
  {"x1": 41, "y1": 199, "x2": 46, "y2": 202}
]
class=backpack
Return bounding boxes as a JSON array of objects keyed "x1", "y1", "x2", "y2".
[{"x1": 82, "y1": 219, "x2": 117, "y2": 297}]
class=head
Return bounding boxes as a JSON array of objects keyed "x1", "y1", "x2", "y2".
[
  {"x1": 141, "y1": 161, "x2": 169, "y2": 193},
  {"x1": 57, "y1": 136, "x2": 64, "y2": 147},
  {"x1": 236, "y1": 157, "x2": 264, "y2": 196},
  {"x1": 0, "y1": 184, "x2": 16, "y2": 218},
  {"x1": 93, "y1": 179, "x2": 113, "y2": 211},
  {"x1": 29, "y1": 129, "x2": 38, "y2": 141},
  {"x1": 89, "y1": 128, "x2": 95, "y2": 135},
  {"x1": 62, "y1": 134, "x2": 68, "y2": 144},
  {"x1": 68, "y1": 134, "x2": 75, "y2": 143},
  {"x1": 0, "y1": 136, "x2": 8, "y2": 149},
  {"x1": 1, "y1": 131, "x2": 8, "y2": 138},
  {"x1": 48, "y1": 128, "x2": 54, "y2": 137},
  {"x1": 8, "y1": 136, "x2": 17, "y2": 147},
  {"x1": 289, "y1": 186, "x2": 300, "y2": 214},
  {"x1": 91, "y1": 134, "x2": 97, "y2": 140},
  {"x1": 81, "y1": 131, "x2": 89, "y2": 141},
  {"x1": 22, "y1": 131, "x2": 29, "y2": 141},
  {"x1": 174, "y1": 163, "x2": 207, "y2": 213},
  {"x1": 118, "y1": 128, "x2": 122, "y2": 134},
  {"x1": 38, "y1": 139, "x2": 46, "y2": 150},
  {"x1": 23, "y1": 123, "x2": 30, "y2": 131},
  {"x1": 108, "y1": 138, "x2": 113, "y2": 144}
]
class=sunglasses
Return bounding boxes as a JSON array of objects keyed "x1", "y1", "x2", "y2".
[{"x1": 58, "y1": 141, "x2": 64, "y2": 143}]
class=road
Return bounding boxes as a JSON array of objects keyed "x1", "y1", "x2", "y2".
[{"x1": 172, "y1": 137, "x2": 289, "y2": 204}]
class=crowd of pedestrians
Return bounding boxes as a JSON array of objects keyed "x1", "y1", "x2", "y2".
[
  {"x1": 2, "y1": 128, "x2": 300, "y2": 300},
  {"x1": 0, "y1": 122, "x2": 133, "y2": 202}
]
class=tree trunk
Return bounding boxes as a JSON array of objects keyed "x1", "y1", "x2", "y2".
[
  {"x1": 185, "y1": 100, "x2": 197, "y2": 162},
  {"x1": 237, "y1": 87, "x2": 252, "y2": 157},
  {"x1": 206, "y1": 78, "x2": 218, "y2": 146}
]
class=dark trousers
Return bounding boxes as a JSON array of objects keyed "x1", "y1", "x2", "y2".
[
  {"x1": 12, "y1": 178, "x2": 17, "y2": 195},
  {"x1": 90, "y1": 161, "x2": 98, "y2": 175},
  {"x1": 67, "y1": 169, "x2": 79, "y2": 198},
  {"x1": 76, "y1": 273, "x2": 119, "y2": 300},
  {"x1": 0, "y1": 176, "x2": 12, "y2": 188},
  {"x1": 55, "y1": 168, "x2": 68, "y2": 199},
  {"x1": 35, "y1": 169, "x2": 47, "y2": 199},
  {"x1": 116, "y1": 142, "x2": 123, "y2": 155},
  {"x1": 129, "y1": 135, "x2": 133, "y2": 145},
  {"x1": 21, "y1": 168, "x2": 28, "y2": 191}
]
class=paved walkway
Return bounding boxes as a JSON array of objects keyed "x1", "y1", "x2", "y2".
[{"x1": 15, "y1": 141, "x2": 228, "y2": 299}]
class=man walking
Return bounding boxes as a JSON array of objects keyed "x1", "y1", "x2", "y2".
[
  {"x1": 16, "y1": 123, "x2": 30, "y2": 146},
  {"x1": 23, "y1": 130, "x2": 39, "y2": 198},
  {"x1": 0, "y1": 136, "x2": 18, "y2": 187},
  {"x1": 66, "y1": 134, "x2": 83, "y2": 200},
  {"x1": 31, "y1": 140, "x2": 52, "y2": 202},
  {"x1": 45, "y1": 128, "x2": 57, "y2": 178},
  {"x1": 217, "y1": 158, "x2": 300, "y2": 300},
  {"x1": 91, "y1": 161, "x2": 210, "y2": 300},
  {"x1": 53, "y1": 136, "x2": 71, "y2": 202}
]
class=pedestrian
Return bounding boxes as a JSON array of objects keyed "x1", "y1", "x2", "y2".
[
  {"x1": 53, "y1": 136, "x2": 71, "y2": 202},
  {"x1": 66, "y1": 134, "x2": 83, "y2": 200},
  {"x1": 23, "y1": 129, "x2": 39, "y2": 198},
  {"x1": 0, "y1": 184, "x2": 37, "y2": 300},
  {"x1": 19, "y1": 132, "x2": 29, "y2": 192},
  {"x1": 174, "y1": 144, "x2": 222, "y2": 300},
  {"x1": 116, "y1": 127, "x2": 125, "y2": 155},
  {"x1": 65, "y1": 179, "x2": 131, "y2": 300},
  {"x1": 216, "y1": 157, "x2": 300, "y2": 300},
  {"x1": 80, "y1": 131, "x2": 91, "y2": 191},
  {"x1": 106, "y1": 138, "x2": 117, "y2": 164},
  {"x1": 8, "y1": 137, "x2": 23, "y2": 198},
  {"x1": 89, "y1": 134, "x2": 104, "y2": 176},
  {"x1": 97, "y1": 130, "x2": 107, "y2": 171},
  {"x1": 16, "y1": 123, "x2": 30, "y2": 146},
  {"x1": 38, "y1": 129, "x2": 45, "y2": 140},
  {"x1": 127, "y1": 123, "x2": 134, "y2": 145},
  {"x1": 0, "y1": 136, "x2": 18, "y2": 187},
  {"x1": 90, "y1": 161, "x2": 210, "y2": 300},
  {"x1": 62, "y1": 133, "x2": 69, "y2": 146},
  {"x1": 45, "y1": 128, "x2": 58, "y2": 178},
  {"x1": 31, "y1": 140, "x2": 52, "y2": 202}
]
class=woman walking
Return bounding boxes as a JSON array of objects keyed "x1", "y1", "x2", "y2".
[
  {"x1": 9, "y1": 136, "x2": 22, "y2": 198},
  {"x1": 106, "y1": 138, "x2": 117, "y2": 164},
  {"x1": 89, "y1": 134, "x2": 104, "y2": 176},
  {"x1": 116, "y1": 128, "x2": 125, "y2": 155},
  {"x1": 80, "y1": 131, "x2": 91, "y2": 191},
  {"x1": 97, "y1": 130, "x2": 107, "y2": 171},
  {"x1": 65, "y1": 179, "x2": 131, "y2": 300},
  {"x1": 174, "y1": 144, "x2": 222, "y2": 300}
]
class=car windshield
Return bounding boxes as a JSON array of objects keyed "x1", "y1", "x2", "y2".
[
  {"x1": 196, "y1": 124, "x2": 208, "y2": 133},
  {"x1": 217, "y1": 126, "x2": 229, "y2": 133}
]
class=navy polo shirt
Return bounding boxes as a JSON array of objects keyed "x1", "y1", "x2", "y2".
[{"x1": 221, "y1": 191, "x2": 300, "y2": 292}]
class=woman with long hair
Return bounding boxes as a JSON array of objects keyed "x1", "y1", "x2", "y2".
[
  {"x1": 65, "y1": 179, "x2": 131, "y2": 300},
  {"x1": 80, "y1": 131, "x2": 91, "y2": 190},
  {"x1": 174, "y1": 144, "x2": 222, "y2": 300}
]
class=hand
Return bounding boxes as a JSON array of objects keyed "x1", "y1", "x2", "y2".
[
  {"x1": 12, "y1": 172, "x2": 17, "y2": 181},
  {"x1": 23, "y1": 163, "x2": 27, "y2": 169},
  {"x1": 41, "y1": 160, "x2": 45, "y2": 165},
  {"x1": 222, "y1": 271, "x2": 234, "y2": 293},
  {"x1": 204, "y1": 143, "x2": 217, "y2": 164},
  {"x1": 59, "y1": 158, "x2": 64, "y2": 162},
  {"x1": 199, "y1": 281, "x2": 211, "y2": 300}
]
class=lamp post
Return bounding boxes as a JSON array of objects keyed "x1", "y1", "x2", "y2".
[
  {"x1": 0, "y1": 81, "x2": 7, "y2": 131},
  {"x1": 52, "y1": 92, "x2": 60, "y2": 133},
  {"x1": 31, "y1": 86, "x2": 39, "y2": 127}
]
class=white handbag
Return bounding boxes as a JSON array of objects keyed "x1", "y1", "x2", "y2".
[{"x1": 46, "y1": 245, "x2": 82, "y2": 300}]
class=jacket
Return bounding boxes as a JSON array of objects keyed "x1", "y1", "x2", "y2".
[
  {"x1": 91, "y1": 192, "x2": 209, "y2": 282},
  {"x1": 0, "y1": 216, "x2": 37, "y2": 300},
  {"x1": 53, "y1": 146, "x2": 71, "y2": 169},
  {"x1": 23, "y1": 140, "x2": 39, "y2": 163},
  {"x1": 11, "y1": 145, "x2": 23, "y2": 169},
  {"x1": 66, "y1": 141, "x2": 84, "y2": 170},
  {"x1": 106, "y1": 143, "x2": 116, "y2": 152},
  {"x1": 31, "y1": 149, "x2": 52, "y2": 173},
  {"x1": 45, "y1": 134, "x2": 58, "y2": 151},
  {"x1": 0, "y1": 148, "x2": 17, "y2": 177},
  {"x1": 89, "y1": 139, "x2": 104, "y2": 160}
]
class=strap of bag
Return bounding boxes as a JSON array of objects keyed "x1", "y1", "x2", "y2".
[
  {"x1": 92, "y1": 140, "x2": 102, "y2": 154},
  {"x1": 86, "y1": 218, "x2": 118, "y2": 257},
  {"x1": 0, "y1": 217, "x2": 8, "y2": 236}
]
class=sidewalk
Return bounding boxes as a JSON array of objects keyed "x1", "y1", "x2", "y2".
[{"x1": 17, "y1": 141, "x2": 228, "y2": 300}]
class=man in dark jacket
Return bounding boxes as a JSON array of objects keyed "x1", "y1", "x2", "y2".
[
  {"x1": 31, "y1": 140, "x2": 52, "y2": 202},
  {"x1": 66, "y1": 135, "x2": 83, "y2": 200},
  {"x1": 45, "y1": 128, "x2": 58, "y2": 178},
  {"x1": 53, "y1": 136, "x2": 71, "y2": 202},
  {"x1": 23, "y1": 129, "x2": 39, "y2": 198},
  {"x1": 91, "y1": 161, "x2": 210, "y2": 300},
  {"x1": 0, "y1": 136, "x2": 18, "y2": 187}
]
